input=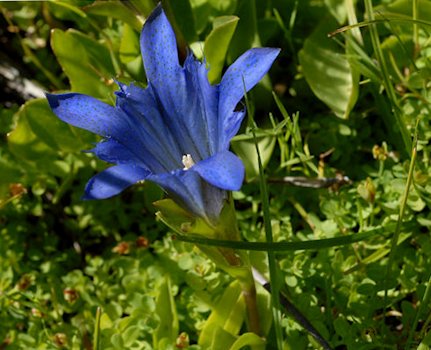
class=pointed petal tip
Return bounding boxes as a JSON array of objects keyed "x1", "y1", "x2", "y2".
[
  {"x1": 146, "y1": 3, "x2": 164, "y2": 24},
  {"x1": 82, "y1": 165, "x2": 150, "y2": 201},
  {"x1": 46, "y1": 92, "x2": 85, "y2": 113},
  {"x1": 192, "y1": 151, "x2": 245, "y2": 191},
  {"x1": 46, "y1": 92, "x2": 60, "y2": 109},
  {"x1": 140, "y1": 2, "x2": 179, "y2": 86}
]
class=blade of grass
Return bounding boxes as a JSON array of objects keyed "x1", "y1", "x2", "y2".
[
  {"x1": 405, "y1": 272, "x2": 431, "y2": 349},
  {"x1": 382, "y1": 123, "x2": 418, "y2": 322},
  {"x1": 413, "y1": 0, "x2": 419, "y2": 56},
  {"x1": 346, "y1": 0, "x2": 363, "y2": 45},
  {"x1": 252, "y1": 268, "x2": 333, "y2": 350},
  {"x1": 244, "y1": 83, "x2": 283, "y2": 348},
  {"x1": 328, "y1": 18, "x2": 431, "y2": 38},
  {"x1": 93, "y1": 307, "x2": 102, "y2": 350},
  {"x1": 175, "y1": 222, "x2": 415, "y2": 252},
  {"x1": 364, "y1": 0, "x2": 412, "y2": 155}
]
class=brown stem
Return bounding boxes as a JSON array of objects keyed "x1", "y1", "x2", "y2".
[{"x1": 241, "y1": 281, "x2": 261, "y2": 335}]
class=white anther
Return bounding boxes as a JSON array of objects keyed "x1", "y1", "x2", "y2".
[{"x1": 182, "y1": 154, "x2": 195, "y2": 170}]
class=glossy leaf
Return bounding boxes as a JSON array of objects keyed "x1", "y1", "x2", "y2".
[
  {"x1": 51, "y1": 29, "x2": 117, "y2": 100},
  {"x1": 375, "y1": 0, "x2": 431, "y2": 20},
  {"x1": 204, "y1": 16, "x2": 239, "y2": 83},
  {"x1": 231, "y1": 133, "x2": 276, "y2": 180},
  {"x1": 84, "y1": 1, "x2": 143, "y2": 31},
  {"x1": 199, "y1": 281, "x2": 245, "y2": 348},
  {"x1": 299, "y1": 17, "x2": 359, "y2": 118},
  {"x1": 7, "y1": 99, "x2": 89, "y2": 161},
  {"x1": 153, "y1": 276, "x2": 178, "y2": 347},
  {"x1": 119, "y1": 23, "x2": 144, "y2": 80},
  {"x1": 229, "y1": 332, "x2": 265, "y2": 350}
]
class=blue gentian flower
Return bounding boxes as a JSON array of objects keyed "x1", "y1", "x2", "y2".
[{"x1": 47, "y1": 5, "x2": 279, "y2": 224}]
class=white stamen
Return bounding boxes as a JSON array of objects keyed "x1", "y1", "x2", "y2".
[{"x1": 182, "y1": 154, "x2": 195, "y2": 170}]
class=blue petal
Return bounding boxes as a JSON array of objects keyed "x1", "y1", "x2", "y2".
[
  {"x1": 89, "y1": 139, "x2": 143, "y2": 165},
  {"x1": 46, "y1": 93, "x2": 126, "y2": 138},
  {"x1": 148, "y1": 170, "x2": 207, "y2": 218},
  {"x1": 140, "y1": 7, "x2": 216, "y2": 161},
  {"x1": 218, "y1": 48, "x2": 280, "y2": 148},
  {"x1": 115, "y1": 83, "x2": 183, "y2": 170},
  {"x1": 183, "y1": 54, "x2": 219, "y2": 155},
  {"x1": 192, "y1": 150, "x2": 244, "y2": 191},
  {"x1": 149, "y1": 169, "x2": 227, "y2": 222},
  {"x1": 47, "y1": 92, "x2": 167, "y2": 173},
  {"x1": 140, "y1": 4, "x2": 180, "y2": 91},
  {"x1": 219, "y1": 110, "x2": 245, "y2": 151},
  {"x1": 83, "y1": 164, "x2": 150, "y2": 200}
]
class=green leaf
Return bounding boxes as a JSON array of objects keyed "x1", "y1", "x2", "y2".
[
  {"x1": 298, "y1": 17, "x2": 359, "y2": 118},
  {"x1": 51, "y1": 28, "x2": 117, "y2": 100},
  {"x1": 119, "y1": 23, "x2": 144, "y2": 80},
  {"x1": 122, "y1": 325, "x2": 141, "y2": 347},
  {"x1": 229, "y1": 332, "x2": 265, "y2": 350},
  {"x1": 126, "y1": 0, "x2": 155, "y2": 17},
  {"x1": 199, "y1": 281, "x2": 245, "y2": 348},
  {"x1": 231, "y1": 133, "x2": 276, "y2": 181},
  {"x1": 204, "y1": 16, "x2": 239, "y2": 83},
  {"x1": 47, "y1": 0, "x2": 88, "y2": 20},
  {"x1": 418, "y1": 330, "x2": 431, "y2": 350},
  {"x1": 153, "y1": 276, "x2": 178, "y2": 347},
  {"x1": 7, "y1": 99, "x2": 90, "y2": 161},
  {"x1": 84, "y1": 1, "x2": 143, "y2": 31},
  {"x1": 375, "y1": 0, "x2": 431, "y2": 20}
]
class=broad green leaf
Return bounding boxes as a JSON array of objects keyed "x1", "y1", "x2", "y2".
[
  {"x1": 199, "y1": 281, "x2": 245, "y2": 348},
  {"x1": 120, "y1": 23, "x2": 144, "y2": 80},
  {"x1": 418, "y1": 329, "x2": 431, "y2": 349},
  {"x1": 51, "y1": 28, "x2": 117, "y2": 100},
  {"x1": 375, "y1": 0, "x2": 431, "y2": 20},
  {"x1": 122, "y1": 325, "x2": 141, "y2": 347},
  {"x1": 209, "y1": 327, "x2": 237, "y2": 350},
  {"x1": 229, "y1": 332, "x2": 265, "y2": 350},
  {"x1": 204, "y1": 16, "x2": 239, "y2": 83},
  {"x1": 7, "y1": 106, "x2": 53, "y2": 162},
  {"x1": 153, "y1": 276, "x2": 178, "y2": 347},
  {"x1": 127, "y1": 0, "x2": 155, "y2": 17},
  {"x1": 7, "y1": 99, "x2": 90, "y2": 160},
  {"x1": 84, "y1": 1, "x2": 143, "y2": 32},
  {"x1": 298, "y1": 17, "x2": 359, "y2": 118},
  {"x1": 47, "y1": 0, "x2": 87, "y2": 20},
  {"x1": 231, "y1": 134, "x2": 276, "y2": 181}
]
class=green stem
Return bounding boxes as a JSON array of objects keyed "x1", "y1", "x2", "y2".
[
  {"x1": 382, "y1": 131, "x2": 417, "y2": 325},
  {"x1": 197, "y1": 244, "x2": 261, "y2": 336},
  {"x1": 413, "y1": 0, "x2": 420, "y2": 57},
  {"x1": 93, "y1": 307, "x2": 102, "y2": 350},
  {"x1": 240, "y1": 278, "x2": 261, "y2": 336},
  {"x1": 364, "y1": 0, "x2": 412, "y2": 155},
  {"x1": 405, "y1": 272, "x2": 431, "y2": 349}
]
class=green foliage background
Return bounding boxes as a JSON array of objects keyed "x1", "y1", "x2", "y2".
[{"x1": 1, "y1": 0, "x2": 431, "y2": 349}]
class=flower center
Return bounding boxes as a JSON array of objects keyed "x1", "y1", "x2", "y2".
[{"x1": 182, "y1": 154, "x2": 195, "y2": 170}]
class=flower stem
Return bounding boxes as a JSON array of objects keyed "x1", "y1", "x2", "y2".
[
  {"x1": 198, "y1": 245, "x2": 261, "y2": 335},
  {"x1": 239, "y1": 279, "x2": 261, "y2": 335}
]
